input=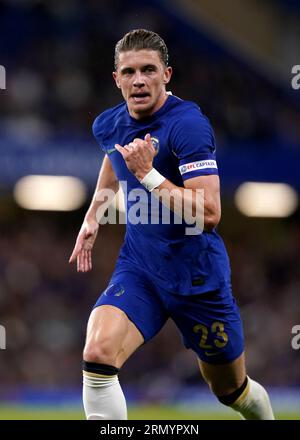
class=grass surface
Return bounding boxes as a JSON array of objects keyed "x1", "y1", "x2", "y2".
[{"x1": 0, "y1": 405, "x2": 299, "y2": 420}]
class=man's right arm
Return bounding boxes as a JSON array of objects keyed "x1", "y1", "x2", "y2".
[
  {"x1": 69, "y1": 155, "x2": 119, "y2": 272},
  {"x1": 85, "y1": 154, "x2": 119, "y2": 224}
]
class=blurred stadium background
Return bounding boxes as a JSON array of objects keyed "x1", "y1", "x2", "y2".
[{"x1": 0, "y1": 0, "x2": 300, "y2": 420}]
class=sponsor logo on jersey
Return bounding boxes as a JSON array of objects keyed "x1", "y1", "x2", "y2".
[
  {"x1": 103, "y1": 283, "x2": 125, "y2": 297},
  {"x1": 204, "y1": 350, "x2": 221, "y2": 357},
  {"x1": 192, "y1": 277, "x2": 205, "y2": 286},
  {"x1": 179, "y1": 160, "x2": 217, "y2": 175},
  {"x1": 107, "y1": 147, "x2": 116, "y2": 154}
]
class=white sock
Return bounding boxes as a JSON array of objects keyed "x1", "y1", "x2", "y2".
[
  {"x1": 83, "y1": 371, "x2": 127, "y2": 420},
  {"x1": 231, "y1": 377, "x2": 275, "y2": 420}
]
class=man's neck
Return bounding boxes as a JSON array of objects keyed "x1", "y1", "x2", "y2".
[{"x1": 130, "y1": 90, "x2": 169, "y2": 120}]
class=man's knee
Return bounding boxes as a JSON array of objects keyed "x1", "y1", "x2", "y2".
[
  {"x1": 205, "y1": 375, "x2": 246, "y2": 397},
  {"x1": 83, "y1": 305, "x2": 143, "y2": 367},
  {"x1": 83, "y1": 337, "x2": 118, "y2": 366},
  {"x1": 199, "y1": 352, "x2": 246, "y2": 398}
]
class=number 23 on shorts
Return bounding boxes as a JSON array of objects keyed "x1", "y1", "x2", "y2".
[{"x1": 193, "y1": 321, "x2": 228, "y2": 354}]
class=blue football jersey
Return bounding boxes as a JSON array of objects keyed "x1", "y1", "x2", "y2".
[{"x1": 92, "y1": 94, "x2": 231, "y2": 295}]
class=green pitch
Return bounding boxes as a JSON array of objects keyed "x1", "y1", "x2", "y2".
[{"x1": 0, "y1": 405, "x2": 299, "y2": 420}]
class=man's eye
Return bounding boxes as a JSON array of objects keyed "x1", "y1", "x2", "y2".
[{"x1": 121, "y1": 69, "x2": 134, "y2": 75}]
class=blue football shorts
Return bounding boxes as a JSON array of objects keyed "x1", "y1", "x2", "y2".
[{"x1": 94, "y1": 264, "x2": 244, "y2": 364}]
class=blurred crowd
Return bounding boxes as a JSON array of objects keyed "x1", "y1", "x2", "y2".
[
  {"x1": 0, "y1": 207, "x2": 299, "y2": 395},
  {"x1": 0, "y1": 0, "x2": 300, "y2": 149},
  {"x1": 0, "y1": 0, "x2": 300, "y2": 400}
]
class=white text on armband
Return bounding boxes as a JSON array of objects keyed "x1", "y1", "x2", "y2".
[{"x1": 179, "y1": 160, "x2": 218, "y2": 175}]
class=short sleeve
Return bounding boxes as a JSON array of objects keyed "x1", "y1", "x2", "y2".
[
  {"x1": 92, "y1": 114, "x2": 106, "y2": 152},
  {"x1": 171, "y1": 108, "x2": 218, "y2": 181}
]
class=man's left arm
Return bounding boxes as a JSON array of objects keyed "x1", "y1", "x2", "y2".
[
  {"x1": 184, "y1": 174, "x2": 221, "y2": 231},
  {"x1": 115, "y1": 134, "x2": 221, "y2": 232},
  {"x1": 155, "y1": 174, "x2": 221, "y2": 232}
]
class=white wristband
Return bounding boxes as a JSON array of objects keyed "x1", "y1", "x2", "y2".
[{"x1": 140, "y1": 168, "x2": 166, "y2": 192}]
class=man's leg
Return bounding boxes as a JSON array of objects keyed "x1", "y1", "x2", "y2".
[
  {"x1": 82, "y1": 305, "x2": 144, "y2": 420},
  {"x1": 198, "y1": 353, "x2": 275, "y2": 420},
  {"x1": 168, "y1": 285, "x2": 275, "y2": 420}
]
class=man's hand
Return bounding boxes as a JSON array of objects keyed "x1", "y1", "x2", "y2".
[
  {"x1": 115, "y1": 133, "x2": 156, "y2": 181},
  {"x1": 69, "y1": 219, "x2": 99, "y2": 272}
]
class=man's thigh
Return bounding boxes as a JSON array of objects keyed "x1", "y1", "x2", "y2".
[
  {"x1": 94, "y1": 266, "x2": 168, "y2": 343},
  {"x1": 84, "y1": 305, "x2": 145, "y2": 368},
  {"x1": 167, "y1": 286, "x2": 245, "y2": 365}
]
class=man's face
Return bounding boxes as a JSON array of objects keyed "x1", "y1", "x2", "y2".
[{"x1": 113, "y1": 49, "x2": 172, "y2": 119}]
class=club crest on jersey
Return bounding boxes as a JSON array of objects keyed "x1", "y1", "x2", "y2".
[{"x1": 151, "y1": 136, "x2": 160, "y2": 156}]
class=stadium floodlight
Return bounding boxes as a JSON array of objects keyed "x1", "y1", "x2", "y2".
[
  {"x1": 234, "y1": 182, "x2": 298, "y2": 218},
  {"x1": 13, "y1": 175, "x2": 87, "y2": 211}
]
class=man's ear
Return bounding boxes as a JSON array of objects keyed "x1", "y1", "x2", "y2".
[
  {"x1": 163, "y1": 66, "x2": 172, "y2": 84},
  {"x1": 112, "y1": 71, "x2": 121, "y2": 89}
]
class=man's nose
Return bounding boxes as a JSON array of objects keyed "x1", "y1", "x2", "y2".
[{"x1": 133, "y1": 71, "x2": 145, "y2": 87}]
